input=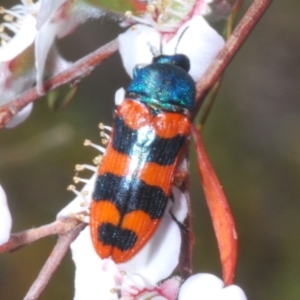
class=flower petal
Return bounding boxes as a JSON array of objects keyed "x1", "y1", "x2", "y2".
[
  {"x1": 216, "y1": 285, "x2": 248, "y2": 300},
  {"x1": 71, "y1": 227, "x2": 118, "y2": 300},
  {"x1": 158, "y1": 276, "x2": 182, "y2": 300},
  {"x1": 5, "y1": 103, "x2": 33, "y2": 128},
  {"x1": 0, "y1": 15, "x2": 37, "y2": 62},
  {"x1": 178, "y1": 273, "x2": 247, "y2": 300},
  {"x1": 0, "y1": 185, "x2": 12, "y2": 245},
  {"x1": 171, "y1": 187, "x2": 188, "y2": 223},
  {"x1": 118, "y1": 25, "x2": 161, "y2": 78},
  {"x1": 162, "y1": 15, "x2": 224, "y2": 82},
  {"x1": 178, "y1": 273, "x2": 223, "y2": 300},
  {"x1": 36, "y1": 0, "x2": 66, "y2": 29},
  {"x1": 35, "y1": 21, "x2": 61, "y2": 93},
  {"x1": 114, "y1": 87, "x2": 126, "y2": 106}
]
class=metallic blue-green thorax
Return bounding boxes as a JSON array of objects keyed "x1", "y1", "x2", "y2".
[{"x1": 127, "y1": 54, "x2": 195, "y2": 113}]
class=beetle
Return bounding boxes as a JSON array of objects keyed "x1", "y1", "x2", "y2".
[{"x1": 90, "y1": 53, "x2": 195, "y2": 263}]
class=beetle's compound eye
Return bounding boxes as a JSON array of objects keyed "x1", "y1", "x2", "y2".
[
  {"x1": 172, "y1": 54, "x2": 190, "y2": 72},
  {"x1": 153, "y1": 54, "x2": 190, "y2": 72}
]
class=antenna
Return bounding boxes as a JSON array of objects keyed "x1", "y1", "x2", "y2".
[
  {"x1": 147, "y1": 41, "x2": 160, "y2": 57},
  {"x1": 175, "y1": 26, "x2": 189, "y2": 53}
]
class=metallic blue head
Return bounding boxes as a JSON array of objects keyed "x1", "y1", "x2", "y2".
[{"x1": 127, "y1": 54, "x2": 195, "y2": 113}]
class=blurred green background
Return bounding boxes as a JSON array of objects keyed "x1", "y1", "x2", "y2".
[{"x1": 1, "y1": 0, "x2": 299, "y2": 299}]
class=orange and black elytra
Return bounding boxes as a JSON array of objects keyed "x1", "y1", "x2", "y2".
[{"x1": 90, "y1": 54, "x2": 195, "y2": 263}]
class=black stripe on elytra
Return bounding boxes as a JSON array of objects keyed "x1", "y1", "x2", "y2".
[
  {"x1": 98, "y1": 222, "x2": 137, "y2": 251},
  {"x1": 93, "y1": 172, "x2": 168, "y2": 220},
  {"x1": 112, "y1": 116, "x2": 137, "y2": 156},
  {"x1": 146, "y1": 134, "x2": 185, "y2": 165},
  {"x1": 112, "y1": 116, "x2": 185, "y2": 165}
]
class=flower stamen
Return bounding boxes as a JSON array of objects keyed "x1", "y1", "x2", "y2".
[
  {"x1": 83, "y1": 139, "x2": 106, "y2": 153},
  {"x1": 93, "y1": 155, "x2": 103, "y2": 165},
  {"x1": 73, "y1": 176, "x2": 90, "y2": 184},
  {"x1": 75, "y1": 164, "x2": 97, "y2": 172},
  {"x1": 0, "y1": 2, "x2": 36, "y2": 47},
  {"x1": 99, "y1": 122, "x2": 112, "y2": 131},
  {"x1": 66, "y1": 184, "x2": 90, "y2": 219}
]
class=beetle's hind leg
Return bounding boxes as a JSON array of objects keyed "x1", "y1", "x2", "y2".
[{"x1": 168, "y1": 193, "x2": 189, "y2": 233}]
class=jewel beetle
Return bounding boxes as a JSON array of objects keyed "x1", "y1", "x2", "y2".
[{"x1": 90, "y1": 53, "x2": 196, "y2": 263}]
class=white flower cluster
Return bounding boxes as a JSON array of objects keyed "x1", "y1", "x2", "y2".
[{"x1": 0, "y1": 0, "x2": 101, "y2": 127}]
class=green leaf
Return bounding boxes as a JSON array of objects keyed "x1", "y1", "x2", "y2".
[{"x1": 47, "y1": 85, "x2": 78, "y2": 112}]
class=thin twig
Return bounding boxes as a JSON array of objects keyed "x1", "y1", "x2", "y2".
[
  {"x1": 196, "y1": 0, "x2": 242, "y2": 131},
  {"x1": 0, "y1": 218, "x2": 82, "y2": 253},
  {"x1": 193, "y1": 0, "x2": 273, "y2": 115},
  {"x1": 23, "y1": 222, "x2": 86, "y2": 300},
  {"x1": 0, "y1": 39, "x2": 118, "y2": 128},
  {"x1": 226, "y1": 0, "x2": 244, "y2": 39},
  {"x1": 197, "y1": 78, "x2": 222, "y2": 132}
]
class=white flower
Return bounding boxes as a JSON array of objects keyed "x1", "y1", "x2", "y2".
[
  {"x1": 34, "y1": 0, "x2": 102, "y2": 92},
  {"x1": 70, "y1": 227, "x2": 118, "y2": 300},
  {"x1": 178, "y1": 273, "x2": 247, "y2": 300},
  {"x1": 0, "y1": 185, "x2": 12, "y2": 245},
  {"x1": 0, "y1": 1, "x2": 39, "y2": 89},
  {"x1": 71, "y1": 227, "x2": 182, "y2": 300},
  {"x1": 0, "y1": 0, "x2": 102, "y2": 91},
  {"x1": 4, "y1": 103, "x2": 34, "y2": 128},
  {"x1": 118, "y1": 15, "x2": 224, "y2": 82},
  {"x1": 0, "y1": 55, "x2": 34, "y2": 128},
  {"x1": 0, "y1": 0, "x2": 102, "y2": 126},
  {"x1": 0, "y1": 2, "x2": 38, "y2": 59},
  {"x1": 0, "y1": 1, "x2": 38, "y2": 126},
  {"x1": 57, "y1": 164, "x2": 188, "y2": 299}
]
